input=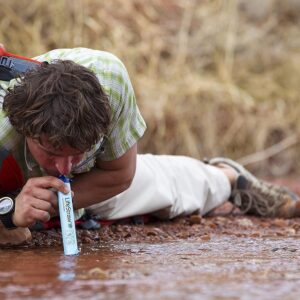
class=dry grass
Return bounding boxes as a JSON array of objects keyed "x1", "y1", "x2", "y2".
[{"x1": 1, "y1": 0, "x2": 300, "y2": 176}]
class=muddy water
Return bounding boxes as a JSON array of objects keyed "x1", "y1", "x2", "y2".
[{"x1": 1, "y1": 236, "x2": 300, "y2": 300}]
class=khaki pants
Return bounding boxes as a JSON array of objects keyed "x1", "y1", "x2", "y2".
[{"x1": 87, "y1": 154, "x2": 231, "y2": 220}]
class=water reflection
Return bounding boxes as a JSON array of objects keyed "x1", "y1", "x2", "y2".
[
  {"x1": 58, "y1": 255, "x2": 78, "y2": 281},
  {"x1": 0, "y1": 238, "x2": 300, "y2": 299}
]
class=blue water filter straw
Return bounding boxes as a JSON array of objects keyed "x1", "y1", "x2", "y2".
[{"x1": 57, "y1": 175, "x2": 79, "y2": 256}]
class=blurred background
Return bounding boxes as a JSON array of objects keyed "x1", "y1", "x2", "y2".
[{"x1": 1, "y1": 0, "x2": 299, "y2": 177}]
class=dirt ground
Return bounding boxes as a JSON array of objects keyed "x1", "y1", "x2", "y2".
[
  {"x1": 27, "y1": 177, "x2": 300, "y2": 247},
  {"x1": 1, "y1": 177, "x2": 300, "y2": 300},
  {"x1": 29, "y1": 205, "x2": 300, "y2": 248}
]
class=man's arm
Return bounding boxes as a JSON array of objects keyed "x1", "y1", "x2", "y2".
[
  {"x1": 10, "y1": 144, "x2": 136, "y2": 228},
  {"x1": 71, "y1": 143, "x2": 137, "y2": 210}
]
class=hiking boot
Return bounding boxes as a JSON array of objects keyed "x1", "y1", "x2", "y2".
[
  {"x1": 205, "y1": 157, "x2": 300, "y2": 218},
  {"x1": 0, "y1": 221, "x2": 32, "y2": 246}
]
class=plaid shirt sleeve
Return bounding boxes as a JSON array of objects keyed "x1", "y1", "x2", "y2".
[{"x1": 0, "y1": 83, "x2": 16, "y2": 150}]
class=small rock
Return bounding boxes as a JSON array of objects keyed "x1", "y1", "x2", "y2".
[
  {"x1": 289, "y1": 248, "x2": 297, "y2": 252},
  {"x1": 77, "y1": 267, "x2": 107, "y2": 280},
  {"x1": 208, "y1": 223, "x2": 217, "y2": 229},
  {"x1": 272, "y1": 219, "x2": 288, "y2": 227},
  {"x1": 123, "y1": 232, "x2": 132, "y2": 238},
  {"x1": 250, "y1": 232, "x2": 261, "y2": 237},
  {"x1": 275, "y1": 231, "x2": 286, "y2": 237},
  {"x1": 189, "y1": 215, "x2": 202, "y2": 225},
  {"x1": 87, "y1": 267, "x2": 107, "y2": 279},
  {"x1": 146, "y1": 227, "x2": 167, "y2": 237},
  {"x1": 237, "y1": 218, "x2": 253, "y2": 227},
  {"x1": 284, "y1": 228, "x2": 296, "y2": 236},
  {"x1": 82, "y1": 236, "x2": 93, "y2": 243},
  {"x1": 200, "y1": 234, "x2": 211, "y2": 241}
]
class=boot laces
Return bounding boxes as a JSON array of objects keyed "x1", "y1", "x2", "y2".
[{"x1": 231, "y1": 180, "x2": 289, "y2": 217}]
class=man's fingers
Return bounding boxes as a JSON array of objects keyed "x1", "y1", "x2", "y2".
[
  {"x1": 13, "y1": 206, "x2": 51, "y2": 227},
  {"x1": 31, "y1": 188, "x2": 58, "y2": 209},
  {"x1": 31, "y1": 209, "x2": 51, "y2": 223},
  {"x1": 25, "y1": 176, "x2": 69, "y2": 193},
  {"x1": 31, "y1": 198, "x2": 55, "y2": 214}
]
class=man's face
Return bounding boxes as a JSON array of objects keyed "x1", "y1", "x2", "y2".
[{"x1": 26, "y1": 136, "x2": 85, "y2": 176}]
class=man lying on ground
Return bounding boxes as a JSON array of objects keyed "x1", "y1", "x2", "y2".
[{"x1": 0, "y1": 47, "x2": 299, "y2": 245}]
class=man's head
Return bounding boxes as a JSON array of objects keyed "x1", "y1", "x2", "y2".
[{"x1": 3, "y1": 60, "x2": 111, "y2": 175}]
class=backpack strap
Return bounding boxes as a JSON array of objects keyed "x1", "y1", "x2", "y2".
[{"x1": 0, "y1": 45, "x2": 41, "y2": 81}]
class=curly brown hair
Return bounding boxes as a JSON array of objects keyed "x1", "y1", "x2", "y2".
[{"x1": 3, "y1": 60, "x2": 111, "y2": 152}]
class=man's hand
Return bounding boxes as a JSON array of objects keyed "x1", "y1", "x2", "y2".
[{"x1": 12, "y1": 176, "x2": 69, "y2": 227}]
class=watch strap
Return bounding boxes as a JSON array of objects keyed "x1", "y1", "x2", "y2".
[
  {"x1": 0, "y1": 212, "x2": 17, "y2": 229},
  {"x1": 0, "y1": 197, "x2": 17, "y2": 230}
]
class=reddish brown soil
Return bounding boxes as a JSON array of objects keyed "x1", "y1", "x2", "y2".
[
  {"x1": 0, "y1": 176, "x2": 295, "y2": 248},
  {"x1": 28, "y1": 210, "x2": 300, "y2": 248},
  {"x1": 28, "y1": 177, "x2": 300, "y2": 247}
]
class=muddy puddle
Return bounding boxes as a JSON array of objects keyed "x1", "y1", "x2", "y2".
[{"x1": 1, "y1": 235, "x2": 300, "y2": 300}]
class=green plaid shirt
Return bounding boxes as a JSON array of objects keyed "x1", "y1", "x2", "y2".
[{"x1": 0, "y1": 48, "x2": 146, "y2": 218}]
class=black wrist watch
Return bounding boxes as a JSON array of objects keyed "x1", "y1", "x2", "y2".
[{"x1": 0, "y1": 197, "x2": 17, "y2": 229}]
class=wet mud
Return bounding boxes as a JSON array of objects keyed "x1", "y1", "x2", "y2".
[
  {"x1": 1, "y1": 213, "x2": 300, "y2": 300},
  {"x1": 1, "y1": 178, "x2": 300, "y2": 299}
]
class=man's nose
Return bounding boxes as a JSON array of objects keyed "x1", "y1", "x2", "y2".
[{"x1": 55, "y1": 157, "x2": 73, "y2": 175}]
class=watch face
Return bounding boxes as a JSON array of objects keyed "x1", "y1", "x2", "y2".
[{"x1": 0, "y1": 198, "x2": 14, "y2": 215}]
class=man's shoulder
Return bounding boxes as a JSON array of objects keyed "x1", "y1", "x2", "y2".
[
  {"x1": 35, "y1": 48, "x2": 125, "y2": 71},
  {"x1": 35, "y1": 48, "x2": 130, "y2": 92}
]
